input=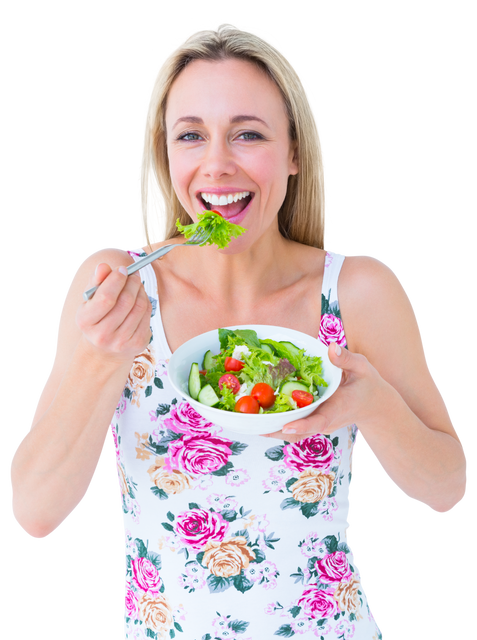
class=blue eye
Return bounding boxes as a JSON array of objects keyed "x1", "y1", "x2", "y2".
[
  {"x1": 177, "y1": 131, "x2": 264, "y2": 142},
  {"x1": 178, "y1": 132, "x2": 201, "y2": 141},
  {"x1": 238, "y1": 131, "x2": 263, "y2": 140}
]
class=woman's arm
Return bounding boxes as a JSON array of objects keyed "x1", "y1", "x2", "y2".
[
  {"x1": 275, "y1": 257, "x2": 466, "y2": 512},
  {"x1": 341, "y1": 257, "x2": 465, "y2": 511}
]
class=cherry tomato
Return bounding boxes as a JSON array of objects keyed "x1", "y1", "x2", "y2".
[
  {"x1": 209, "y1": 209, "x2": 223, "y2": 217},
  {"x1": 251, "y1": 382, "x2": 275, "y2": 409},
  {"x1": 291, "y1": 390, "x2": 314, "y2": 408},
  {"x1": 199, "y1": 370, "x2": 207, "y2": 375},
  {"x1": 235, "y1": 396, "x2": 260, "y2": 413},
  {"x1": 218, "y1": 373, "x2": 241, "y2": 394},
  {"x1": 224, "y1": 357, "x2": 245, "y2": 372}
]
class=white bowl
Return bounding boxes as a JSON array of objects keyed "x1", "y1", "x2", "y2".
[{"x1": 168, "y1": 325, "x2": 342, "y2": 435}]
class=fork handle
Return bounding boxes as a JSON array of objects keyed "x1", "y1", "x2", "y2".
[{"x1": 82, "y1": 243, "x2": 178, "y2": 301}]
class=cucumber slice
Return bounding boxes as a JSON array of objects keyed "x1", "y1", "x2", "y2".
[
  {"x1": 202, "y1": 350, "x2": 216, "y2": 370},
  {"x1": 259, "y1": 342, "x2": 274, "y2": 355},
  {"x1": 280, "y1": 380, "x2": 311, "y2": 396},
  {"x1": 279, "y1": 341, "x2": 302, "y2": 357},
  {"x1": 197, "y1": 384, "x2": 220, "y2": 407},
  {"x1": 188, "y1": 362, "x2": 201, "y2": 400}
]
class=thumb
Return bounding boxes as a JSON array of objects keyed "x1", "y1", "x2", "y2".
[
  {"x1": 328, "y1": 342, "x2": 369, "y2": 378},
  {"x1": 328, "y1": 342, "x2": 350, "y2": 369}
]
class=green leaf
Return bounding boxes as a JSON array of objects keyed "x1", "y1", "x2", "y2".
[
  {"x1": 232, "y1": 529, "x2": 250, "y2": 542},
  {"x1": 263, "y1": 532, "x2": 280, "y2": 549},
  {"x1": 285, "y1": 477, "x2": 298, "y2": 491},
  {"x1": 229, "y1": 441, "x2": 249, "y2": 455},
  {"x1": 154, "y1": 377, "x2": 164, "y2": 389},
  {"x1": 274, "y1": 623, "x2": 294, "y2": 637},
  {"x1": 145, "y1": 385, "x2": 153, "y2": 397},
  {"x1": 176, "y1": 210, "x2": 246, "y2": 250},
  {"x1": 169, "y1": 628, "x2": 175, "y2": 639},
  {"x1": 135, "y1": 538, "x2": 148, "y2": 558},
  {"x1": 202, "y1": 634, "x2": 212, "y2": 640},
  {"x1": 300, "y1": 502, "x2": 320, "y2": 519},
  {"x1": 196, "y1": 551, "x2": 205, "y2": 566},
  {"x1": 280, "y1": 496, "x2": 300, "y2": 510},
  {"x1": 265, "y1": 445, "x2": 285, "y2": 461},
  {"x1": 174, "y1": 621, "x2": 183, "y2": 632},
  {"x1": 220, "y1": 509, "x2": 238, "y2": 522},
  {"x1": 289, "y1": 605, "x2": 301, "y2": 619},
  {"x1": 167, "y1": 511, "x2": 175, "y2": 522},
  {"x1": 151, "y1": 487, "x2": 169, "y2": 500},
  {"x1": 322, "y1": 535, "x2": 339, "y2": 554},
  {"x1": 146, "y1": 628, "x2": 157, "y2": 638},
  {"x1": 232, "y1": 329, "x2": 261, "y2": 349},
  {"x1": 229, "y1": 619, "x2": 250, "y2": 633},
  {"x1": 232, "y1": 572, "x2": 254, "y2": 593},
  {"x1": 146, "y1": 551, "x2": 162, "y2": 570},
  {"x1": 332, "y1": 436, "x2": 339, "y2": 447},
  {"x1": 156, "y1": 404, "x2": 170, "y2": 416},
  {"x1": 207, "y1": 574, "x2": 233, "y2": 593},
  {"x1": 253, "y1": 548, "x2": 266, "y2": 563},
  {"x1": 188, "y1": 502, "x2": 201, "y2": 510},
  {"x1": 211, "y1": 461, "x2": 234, "y2": 477},
  {"x1": 123, "y1": 387, "x2": 131, "y2": 399},
  {"x1": 161, "y1": 521, "x2": 174, "y2": 532},
  {"x1": 171, "y1": 397, "x2": 178, "y2": 404}
]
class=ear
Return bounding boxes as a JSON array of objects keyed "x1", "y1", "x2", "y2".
[{"x1": 289, "y1": 142, "x2": 299, "y2": 175}]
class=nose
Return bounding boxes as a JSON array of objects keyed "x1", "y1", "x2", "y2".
[{"x1": 201, "y1": 137, "x2": 237, "y2": 180}]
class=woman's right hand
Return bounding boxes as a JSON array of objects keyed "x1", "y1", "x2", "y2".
[{"x1": 76, "y1": 263, "x2": 152, "y2": 363}]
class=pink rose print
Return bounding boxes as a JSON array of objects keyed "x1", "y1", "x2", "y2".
[
  {"x1": 115, "y1": 395, "x2": 127, "y2": 418},
  {"x1": 167, "y1": 433, "x2": 233, "y2": 475},
  {"x1": 262, "y1": 475, "x2": 285, "y2": 492},
  {"x1": 325, "y1": 252, "x2": 334, "y2": 269},
  {"x1": 131, "y1": 557, "x2": 162, "y2": 593},
  {"x1": 125, "y1": 587, "x2": 139, "y2": 619},
  {"x1": 319, "y1": 313, "x2": 347, "y2": 347},
  {"x1": 111, "y1": 424, "x2": 120, "y2": 459},
  {"x1": 298, "y1": 583, "x2": 339, "y2": 619},
  {"x1": 283, "y1": 434, "x2": 334, "y2": 473},
  {"x1": 315, "y1": 551, "x2": 352, "y2": 584},
  {"x1": 174, "y1": 508, "x2": 229, "y2": 551},
  {"x1": 225, "y1": 468, "x2": 250, "y2": 487},
  {"x1": 290, "y1": 618, "x2": 313, "y2": 634},
  {"x1": 163, "y1": 402, "x2": 215, "y2": 435}
]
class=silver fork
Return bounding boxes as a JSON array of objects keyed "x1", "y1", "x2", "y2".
[{"x1": 83, "y1": 226, "x2": 214, "y2": 301}]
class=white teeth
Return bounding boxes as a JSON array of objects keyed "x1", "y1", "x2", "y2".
[{"x1": 200, "y1": 191, "x2": 250, "y2": 206}]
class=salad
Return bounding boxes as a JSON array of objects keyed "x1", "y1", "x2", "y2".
[
  {"x1": 188, "y1": 328, "x2": 328, "y2": 414},
  {"x1": 176, "y1": 210, "x2": 247, "y2": 249}
]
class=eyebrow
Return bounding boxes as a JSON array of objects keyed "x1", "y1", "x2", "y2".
[{"x1": 172, "y1": 115, "x2": 270, "y2": 129}]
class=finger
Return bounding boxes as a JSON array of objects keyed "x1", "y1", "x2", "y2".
[
  {"x1": 328, "y1": 342, "x2": 368, "y2": 377},
  {"x1": 82, "y1": 266, "x2": 135, "y2": 326},
  {"x1": 282, "y1": 411, "x2": 331, "y2": 436},
  {"x1": 110, "y1": 285, "x2": 152, "y2": 351},
  {"x1": 93, "y1": 270, "x2": 145, "y2": 335}
]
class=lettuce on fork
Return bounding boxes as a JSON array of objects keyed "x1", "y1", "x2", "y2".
[{"x1": 176, "y1": 210, "x2": 246, "y2": 250}]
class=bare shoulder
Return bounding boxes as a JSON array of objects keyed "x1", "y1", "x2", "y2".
[
  {"x1": 339, "y1": 255, "x2": 403, "y2": 302},
  {"x1": 76, "y1": 247, "x2": 135, "y2": 279},
  {"x1": 338, "y1": 255, "x2": 421, "y2": 367}
]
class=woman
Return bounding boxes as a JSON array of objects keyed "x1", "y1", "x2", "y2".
[{"x1": 12, "y1": 25, "x2": 466, "y2": 639}]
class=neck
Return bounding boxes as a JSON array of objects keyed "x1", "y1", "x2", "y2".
[{"x1": 173, "y1": 226, "x2": 298, "y2": 308}]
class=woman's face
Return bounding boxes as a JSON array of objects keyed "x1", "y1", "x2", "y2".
[{"x1": 165, "y1": 58, "x2": 298, "y2": 250}]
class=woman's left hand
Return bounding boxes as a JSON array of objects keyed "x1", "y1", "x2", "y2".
[{"x1": 265, "y1": 342, "x2": 390, "y2": 443}]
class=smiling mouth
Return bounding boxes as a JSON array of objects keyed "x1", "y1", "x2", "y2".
[{"x1": 198, "y1": 191, "x2": 253, "y2": 218}]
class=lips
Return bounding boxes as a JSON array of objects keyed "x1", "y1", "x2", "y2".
[{"x1": 196, "y1": 190, "x2": 253, "y2": 223}]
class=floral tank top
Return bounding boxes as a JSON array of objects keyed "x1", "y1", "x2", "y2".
[{"x1": 112, "y1": 251, "x2": 382, "y2": 640}]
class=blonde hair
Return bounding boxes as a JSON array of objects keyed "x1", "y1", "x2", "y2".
[{"x1": 142, "y1": 25, "x2": 325, "y2": 248}]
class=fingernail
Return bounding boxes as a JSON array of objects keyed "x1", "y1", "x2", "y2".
[
  {"x1": 335, "y1": 343, "x2": 342, "y2": 356},
  {"x1": 283, "y1": 428, "x2": 296, "y2": 434},
  {"x1": 95, "y1": 264, "x2": 100, "y2": 277},
  {"x1": 118, "y1": 266, "x2": 128, "y2": 276}
]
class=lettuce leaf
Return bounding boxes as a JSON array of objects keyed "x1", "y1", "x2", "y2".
[
  {"x1": 200, "y1": 328, "x2": 327, "y2": 415},
  {"x1": 176, "y1": 210, "x2": 246, "y2": 250}
]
